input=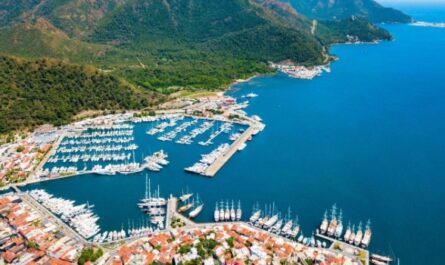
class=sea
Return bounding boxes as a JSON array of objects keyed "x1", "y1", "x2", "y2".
[{"x1": 24, "y1": 3, "x2": 445, "y2": 264}]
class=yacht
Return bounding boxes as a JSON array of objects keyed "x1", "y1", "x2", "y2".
[
  {"x1": 236, "y1": 201, "x2": 242, "y2": 220},
  {"x1": 320, "y1": 210, "x2": 328, "y2": 234},
  {"x1": 214, "y1": 202, "x2": 220, "y2": 222},
  {"x1": 361, "y1": 220, "x2": 372, "y2": 248},
  {"x1": 354, "y1": 222, "x2": 364, "y2": 246},
  {"x1": 230, "y1": 201, "x2": 236, "y2": 221},
  {"x1": 189, "y1": 196, "x2": 204, "y2": 219}
]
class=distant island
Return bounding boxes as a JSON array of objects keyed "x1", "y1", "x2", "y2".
[{"x1": 0, "y1": 0, "x2": 408, "y2": 136}]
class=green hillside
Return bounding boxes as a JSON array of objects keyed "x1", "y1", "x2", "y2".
[
  {"x1": 285, "y1": 0, "x2": 412, "y2": 23},
  {"x1": 0, "y1": 0, "x2": 401, "y2": 133},
  {"x1": 0, "y1": 55, "x2": 160, "y2": 133}
]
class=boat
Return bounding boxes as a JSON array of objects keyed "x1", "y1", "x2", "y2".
[
  {"x1": 178, "y1": 201, "x2": 193, "y2": 213},
  {"x1": 218, "y1": 201, "x2": 225, "y2": 221},
  {"x1": 371, "y1": 260, "x2": 390, "y2": 265},
  {"x1": 327, "y1": 204, "x2": 338, "y2": 236},
  {"x1": 271, "y1": 219, "x2": 283, "y2": 233},
  {"x1": 354, "y1": 222, "x2": 363, "y2": 246},
  {"x1": 264, "y1": 214, "x2": 278, "y2": 228},
  {"x1": 289, "y1": 217, "x2": 300, "y2": 238},
  {"x1": 138, "y1": 178, "x2": 166, "y2": 208},
  {"x1": 237, "y1": 142, "x2": 247, "y2": 151},
  {"x1": 224, "y1": 201, "x2": 230, "y2": 221},
  {"x1": 343, "y1": 222, "x2": 352, "y2": 242},
  {"x1": 297, "y1": 234, "x2": 304, "y2": 243},
  {"x1": 320, "y1": 210, "x2": 328, "y2": 234},
  {"x1": 230, "y1": 201, "x2": 236, "y2": 221},
  {"x1": 348, "y1": 225, "x2": 356, "y2": 244},
  {"x1": 335, "y1": 210, "x2": 343, "y2": 238},
  {"x1": 179, "y1": 192, "x2": 193, "y2": 202},
  {"x1": 189, "y1": 195, "x2": 204, "y2": 218},
  {"x1": 236, "y1": 201, "x2": 242, "y2": 220},
  {"x1": 214, "y1": 202, "x2": 220, "y2": 222},
  {"x1": 361, "y1": 220, "x2": 372, "y2": 248},
  {"x1": 371, "y1": 254, "x2": 393, "y2": 263},
  {"x1": 249, "y1": 207, "x2": 261, "y2": 223}
]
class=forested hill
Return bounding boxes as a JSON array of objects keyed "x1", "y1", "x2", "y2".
[
  {"x1": 0, "y1": 55, "x2": 159, "y2": 133},
  {"x1": 0, "y1": 0, "x2": 399, "y2": 133},
  {"x1": 285, "y1": 0, "x2": 412, "y2": 23}
]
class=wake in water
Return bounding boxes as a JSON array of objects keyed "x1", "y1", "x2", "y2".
[{"x1": 410, "y1": 21, "x2": 445, "y2": 28}]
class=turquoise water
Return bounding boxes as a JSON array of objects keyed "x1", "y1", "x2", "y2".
[{"x1": 25, "y1": 4, "x2": 445, "y2": 264}]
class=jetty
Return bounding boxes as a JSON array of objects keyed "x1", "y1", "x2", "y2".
[{"x1": 203, "y1": 121, "x2": 262, "y2": 177}]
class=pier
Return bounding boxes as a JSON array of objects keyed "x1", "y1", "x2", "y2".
[{"x1": 203, "y1": 122, "x2": 260, "y2": 177}]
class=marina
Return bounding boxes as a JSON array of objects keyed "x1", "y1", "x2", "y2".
[
  {"x1": 2, "y1": 9, "x2": 445, "y2": 264},
  {"x1": 39, "y1": 110, "x2": 258, "y2": 180}
]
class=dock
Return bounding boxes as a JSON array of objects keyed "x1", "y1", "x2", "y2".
[
  {"x1": 11, "y1": 185, "x2": 89, "y2": 245},
  {"x1": 316, "y1": 232, "x2": 369, "y2": 265},
  {"x1": 203, "y1": 122, "x2": 259, "y2": 177}
]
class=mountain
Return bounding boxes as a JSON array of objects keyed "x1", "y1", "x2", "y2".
[
  {"x1": 0, "y1": 0, "x2": 394, "y2": 133},
  {"x1": 285, "y1": 0, "x2": 412, "y2": 23}
]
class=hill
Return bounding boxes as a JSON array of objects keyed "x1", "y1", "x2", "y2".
[
  {"x1": 285, "y1": 0, "x2": 412, "y2": 23},
  {"x1": 0, "y1": 0, "x2": 397, "y2": 133},
  {"x1": 0, "y1": 55, "x2": 160, "y2": 133}
]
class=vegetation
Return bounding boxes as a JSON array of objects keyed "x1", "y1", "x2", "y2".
[
  {"x1": 178, "y1": 244, "x2": 191, "y2": 254},
  {"x1": 196, "y1": 238, "x2": 219, "y2": 259},
  {"x1": 0, "y1": 0, "x2": 405, "y2": 134},
  {"x1": 286, "y1": 0, "x2": 412, "y2": 23},
  {"x1": 78, "y1": 248, "x2": 104, "y2": 265},
  {"x1": 0, "y1": 55, "x2": 161, "y2": 133},
  {"x1": 226, "y1": 237, "x2": 235, "y2": 248},
  {"x1": 317, "y1": 17, "x2": 392, "y2": 44}
]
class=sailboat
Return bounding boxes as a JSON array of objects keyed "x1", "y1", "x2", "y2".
[
  {"x1": 189, "y1": 195, "x2": 204, "y2": 218},
  {"x1": 236, "y1": 201, "x2": 242, "y2": 221},
  {"x1": 214, "y1": 202, "x2": 220, "y2": 222}
]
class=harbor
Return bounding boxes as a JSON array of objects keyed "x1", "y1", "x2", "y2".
[
  {"x1": 36, "y1": 104, "x2": 262, "y2": 180},
  {"x1": 4, "y1": 24, "x2": 445, "y2": 264}
]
